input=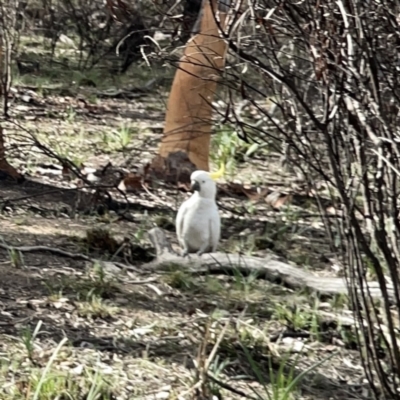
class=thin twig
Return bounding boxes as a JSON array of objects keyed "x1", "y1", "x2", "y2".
[
  {"x1": 0, "y1": 241, "x2": 141, "y2": 272},
  {"x1": 206, "y1": 373, "x2": 259, "y2": 400}
]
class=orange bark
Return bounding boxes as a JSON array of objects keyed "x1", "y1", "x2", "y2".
[{"x1": 157, "y1": 0, "x2": 228, "y2": 172}]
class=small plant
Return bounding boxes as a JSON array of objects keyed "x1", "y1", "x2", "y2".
[
  {"x1": 211, "y1": 125, "x2": 266, "y2": 176},
  {"x1": 232, "y1": 268, "x2": 258, "y2": 299},
  {"x1": 132, "y1": 213, "x2": 149, "y2": 244},
  {"x1": 227, "y1": 233, "x2": 258, "y2": 255},
  {"x1": 91, "y1": 262, "x2": 107, "y2": 284},
  {"x1": 281, "y1": 206, "x2": 303, "y2": 234},
  {"x1": 237, "y1": 324, "x2": 266, "y2": 347},
  {"x1": 66, "y1": 105, "x2": 76, "y2": 123},
  {"x1": 8, "y1": 247, "x2": 24, "y2": 268},
  {"x1": 45, "y1": 262, "x2": 118, "y2": 301},
  {"x1": 77, "y1": 295, "x2": 119, "y2": 319},
  {"x1": 52, "y1": 143, "x2": 71, "y2": 161},
  {"x1": 204, "y1": 276, "x2": 224, "y2": 294},
  {"x1": 362, "y1": 254, "x2": 388, "y2": 280},
  {"x1": 84, "y1": 228, "x2": 120, "y2": 254},
  {"x1": 9, "y1": 355, "x2": 113, "y2": 400},
  {"x1": 28, "y1": 371, "x2": 72, "y2": 399},
  {"x1": 87, "y1": 93, "x2": 99, "y2": 104},
  {"x1": 338, "y1": 322, "x2": 358, "y2": 349},
  {"x1": 103, "y1": 123, "x2": 137, "y2": 152},
  {"x1": 208, "y1": 354, "x2": 232, "y2": 397},
  {"x1": 86, "y1": 262, "x2": 118, "y2": 298},
  {"x1": 116, "y1": 123, "x2": 136, "y2": 150},
  {"x1": 273, "y1": 303, "x2": 321, "y2": 335},
  {"x1": 239, "y1": 337, "x2": 338, "y2": 400},
  {"x1": 331, "y1": 293, "x2": 349, "y2": 309},
  {"x1": 83, "y1": 363, "x2": 114, "y2": 400},
  {"x1": 245, "y1": 201, "x2": 257, "y2": 215},
  {"x1": 154, "y1": 215, "x2": 175, "y2": 231},
  {"x1": 20, "y1": 320, "x2": 43, "y2": 363},
  {"x1": 72, "y1": 69, "x2": 103, "y2": 88},
  {"x1": 32, "y1": 337, "x2": 69, "y2": 400},
  {"x1": 48, "y1": 290, "x2": 64, "y2": 302},
  {"x1": 164, "y1": 269, "x2": 197, "y2": 290}
]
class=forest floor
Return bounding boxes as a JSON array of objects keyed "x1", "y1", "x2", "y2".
[{"x1": 0, "y1": 37, "x2": 370, "y2": 400}]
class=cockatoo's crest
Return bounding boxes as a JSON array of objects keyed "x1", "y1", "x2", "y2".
[
  {"x1": 190, "y1": 170, "x2": 216, "y2": 199},
  {"x1": 209, "y1": 163, "x2": 225, "y2": 181}
]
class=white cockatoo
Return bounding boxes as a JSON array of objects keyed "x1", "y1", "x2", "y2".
[{"x1": 176, "y1": 169, "x2": 222, "y2": 256}]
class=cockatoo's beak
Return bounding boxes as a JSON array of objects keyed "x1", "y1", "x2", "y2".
[
  {"x1": 190, "y1": 180, "x2": 200, "y2": 192},
  {"x1": 209, "y1": 163, "x2": 225, "y2": 181}
]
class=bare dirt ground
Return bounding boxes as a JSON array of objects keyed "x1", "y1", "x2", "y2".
[{"x1": 0, "y1": 56, "x2": 371, "y2": 399}]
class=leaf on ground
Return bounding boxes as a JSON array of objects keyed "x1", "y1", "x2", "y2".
[
  {"x1": 265, "y1": 191, "x2": 293, "y2": 208},
  {"x1": 221, "y1": 182, "x2": 249, "y2": 197},
  {"x1": 242, "y1": 187, "x2": 269, "y2": 202},
  {"x1": 222, "y1": 182, "x2": 268, "y2": 202},
  {"x1": 177, "y1": 181, "x2": 191, "y2": 191},
  {"x1": 326, "y1": 206, "x2": 342, "y2": 216},
  {"x1": 137, "y1": 162, "x2": 151, "y2": 180},
  {"x1": 62, "y1": 163, "x2": 74, "y2": 180},
  {"x1": 81, "y1": 166, "x2": 102, "y2": 183},
  {"x1": 118, "y1": 173, "x2": 143, "y2": 192}
]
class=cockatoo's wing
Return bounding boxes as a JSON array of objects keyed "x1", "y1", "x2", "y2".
[
  {"x1": 209, "y1": 207, "x2": 221, "y2": 252},
  {"x1": 176, "y1": 198, "x2": 190, "y2": 247}
]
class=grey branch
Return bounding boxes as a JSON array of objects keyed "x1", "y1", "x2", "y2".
[{"x1": 146, "y1": 227, "x2": 393, "y2": 300}]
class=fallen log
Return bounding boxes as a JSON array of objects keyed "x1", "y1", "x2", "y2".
[{"x1": 145, "y1": 227, "x2": 394, "y2": 300}]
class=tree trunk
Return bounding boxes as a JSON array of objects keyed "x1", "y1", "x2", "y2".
[
  {"x1": 151, "y1": 0, "x2": 228, "y2": 182},
  {"x1": 0, "y1": 1, "x2": 23, "y2": 181},
  {"x1": 0, "y1": 126, "x2": 22, "y2": 181}
]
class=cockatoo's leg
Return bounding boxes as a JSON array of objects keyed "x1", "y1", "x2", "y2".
[
  {"x1": 196, "y1": 242, "x2": 211, "y2": 257},
  {"x1": 181, "y1": 249, "x2": 188, "y2": 257},
  {"x1": 181, "y1": 244, "x2": 190, "y2": 257}
]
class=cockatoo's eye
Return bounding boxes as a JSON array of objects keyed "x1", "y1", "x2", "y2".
[{"x1": 202, "y1": 180, "x2": 205, "y2": 183}]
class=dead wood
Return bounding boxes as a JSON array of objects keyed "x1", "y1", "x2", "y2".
[
  {"x1": 146, "y1": 227, "x2": 394, "y2": 300},
  {"x1": 0, "y1": 241, "x2": 141, "y2": 273},
  {"x1": 150, "y1": 151, "x2": 198, "y2": 184}
]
